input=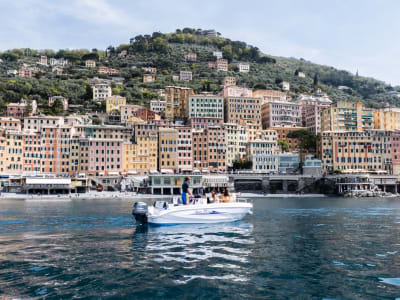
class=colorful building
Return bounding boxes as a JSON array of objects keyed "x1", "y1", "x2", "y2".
[
  {"x1": 158, "y1": 127, "x2": 178, "y2": 172},
  {"x1": 164, "y1": 86, "x2": 194, "y2": 120},
  {"x1": 321, "y1": 101, "x2": 373, "y2": 132},
  {"x1": 224, "y1": 96, "x2": 262, "y2": 127},
  {"x1": 261, "y1": 100, "x2": 301, "y2": 129},
  {"x1": 373, "y1": 107, "x2": 400, "y2": 130},
  {"x1": 246, "y1": 130, "x2": 278, "y2": 172},
  {"x1": 296, "y1": 95, "x2": 332, "y2": 133},
  {"x1": 320, "y1": 130, "x2": 393, "y2": 174},
  {"x1": 106, "y1": 95, "x2": 127, "y2": 113}
]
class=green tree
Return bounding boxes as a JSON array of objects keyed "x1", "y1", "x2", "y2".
[
  {"x1": 51, "y1": 99, "x2": 64, "y2": 115},
  {"x1": 287, "y1": 129, "x2": 317, "y2": 162},
  {"x1": 278, "y1": 140, "x2": 289, "y2": 152}
]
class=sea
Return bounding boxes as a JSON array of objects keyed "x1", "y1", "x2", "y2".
[{"x1": 0, "y1": 196, "x2": 399, "y2": 299}]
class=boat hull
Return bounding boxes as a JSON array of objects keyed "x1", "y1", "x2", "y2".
[{"x1": 147, "y1": 202, "x2": 252, "y2": 225}]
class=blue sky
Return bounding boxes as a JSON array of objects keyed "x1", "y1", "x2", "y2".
[{"x1": 1, "y1": 0, "x2": 399, "y2": 85}]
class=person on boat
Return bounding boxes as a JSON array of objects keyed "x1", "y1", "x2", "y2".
[
  {"x1": 181, "y1": 177, "x2": 194, "y2": 205},
  {"x1": 209, "y1": 189, "x2": 217, "y2": 203},
  {"x1": 222, "y1": 188, "x2": 230, "y2": 202}
]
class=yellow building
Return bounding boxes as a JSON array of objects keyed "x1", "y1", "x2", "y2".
[
  {"x1": 164, "y1": 86, "x2": 194, "y2": 120},
  {"x1": 320, "y1": 130, "x2": 392, "y2": 174},
  {"x1": 123, "y1": 134, "x2": 158, "y2": 175},
  {"x1": 373, "y1": 107, "x2": 400, "y2": 130},
  {"x1": 106, "y1": 95, "x2": 127, "y2": 113},
  {"x1": 3, "y1": 130, "x2": 24, "y2": 174},
  {"x1": 223, "y1": 123, "x2": 248, "y2": 167},
  {"x1": 321, "y1": 101, "x2": 373, "y2": 132},
  {"x1": 158, "y1": 127, "x2": 178, "y2": 172}
]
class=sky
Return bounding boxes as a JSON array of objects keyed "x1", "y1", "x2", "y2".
[{"x1": 0, "y1": 0, "x2": 399, "y2": 85}]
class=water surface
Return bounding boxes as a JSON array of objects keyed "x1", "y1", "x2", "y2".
[{"x1": 0, "y1": 197, "x2": 400, "y2": 299}]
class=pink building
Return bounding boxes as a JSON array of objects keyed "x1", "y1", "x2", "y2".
[
  {"x1": 41, "y1": 125, "x2": 73, "y2": 175},
  {"x1": 392, "y1": 131, "x2": 400, "y2": 175},
  {"x1": 192, "y1": 126, "x2": 227, "y2": 172},
  {"x1": 188, "y1": 117, "x2": 223, "y2": 129},
  {"x1": 208, "y1": 59, "x2": 228, "y2": 72},
  {"x1": 223, "y1": 86, "x2": 253, "y2": 97},
  {"x1": 184, "y1": 53, "x2": 197, "y2": 62},
  {"x1": 7, "y1": 100, "x2": 37, "y2": 118},
  {"x1": 18, "y1": 68, "x2": 32, "y2": 78},
  {"x1": 23, "y1": 131, "x2": 42, "y2": 173},
  {"x1": 120, "y1": 105, "x2": 144, "y2": 123},
  {"x1": 0, "y1": 117, "x2": 22, "y2": 131},
  {"x1": 87, "y1": 138, "x2": 123, "y2": 175},
  {"x1": 175, "y1": 126, "x2": 193, "y2": 172},
  {"x1": 296, "y1": 95, "x2": 332, "y2": 133},
  {"x1": 98, "y1": 66, "x2": 119, "y2": 75}
]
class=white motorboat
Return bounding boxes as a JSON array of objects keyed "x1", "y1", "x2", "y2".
[{"x1": 132, "y1": 195, "x2": 252, "y2": 225}]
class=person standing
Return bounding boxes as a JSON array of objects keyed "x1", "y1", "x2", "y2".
[{"x1": 181, "y1": 177, "x2": 194, "y2": 205}]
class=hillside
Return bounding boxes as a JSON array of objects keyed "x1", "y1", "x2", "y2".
[{"x1": 0, "y1": 28, "x2": 399, "y2": 114}]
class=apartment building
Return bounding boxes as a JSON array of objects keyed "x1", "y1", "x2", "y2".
[
  {"x1": 7, "y1": 100, "x2": 37, "y2": 118},
  {"x1": 296, "y1": 95, "x2": 332, "y2": 133},
  {"x1": 246, "y1": 130, "x2": 278, "y2": 172},
  {"x1": 373, "y1": 107, "x2": 400, "y2": 130},
  {"x1": 92, "y1": 83, "x2": 112, "y2": 102},
  {"x1": 253, "y1": 89, "x2": 287, "y2": 104},
  {"x1": 23, "y1": 131, "x2": 42, "y2": 173},
  {"x1": 223, "y1": 76, "x2": 236, "y2": 86},
  {"x1": 320, "y1": 130, "x2": 393, "y2": 174},
  {"x1": 106, "y1": 95, "x2": 127, "y2": 113},
  {"x1": 223, "y1": 86, "x2": 253, "y2": 97},
  {"x1": 179, "y1": 71, "x2": 193, "y2": 81},
  {"x1": 224, "y1": 96, "x2": 262, "y2": 127},
  {"x1": 18, "y1": 68, "x2": 32, "y2": 78},
  {"x1": 261, "y1": 100, "x2": 301, "y2": 129},
  {"x1": 208, "y1": 59, "x2": 228, "y2": 72},
  {"x1": 158, "y1": 127, "x2": 178, "y2": 172},
  {"x1": 41, "y1": 125, "x2": 74, "y2": 175},
  {"x1": 321, "y1": 101, "x2": 373, "y2": 132},
  {"x1": 164, "y1": 86, "x2": 194, "y2": 120},
  {"x1": 238, "y1": 63, "x2": 250, "y2": 73},
  {"x1": 0, "y1": 117, "x2": 21, "y2": 131},
  {"x1": 24, "y1": 116, "x2": 64, "y2": 131},
  {"x1": 175, "y1": 126, "x2": 192, "y2": 173},
  {"x1": 224, "y1": 123, "x2": 248, "y2": 167},
  {"x1": 192, "y1": 126, "x2": 227, "y2": 172},
  {"x1": 188, "y1": 95, "x2": 224, "y2": 120},
  {"x1": 2, "y1": 130, "x2": 24, "y2": 174},
  {"x1": 120, "y1": 105, "x2": 144, "y2": 123},
  {"x1": 150, "y1": 100, "x2": 166, "y2": 113},
  {"x1": 123, "y1": 134, "x2": 158, "y2": 175},
  {"x1": 98, "y1": 66, "x2": 118, "y2": 75}
]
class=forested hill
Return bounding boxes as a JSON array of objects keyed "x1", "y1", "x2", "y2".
[{"x1": 0, "y1": 28, "x2": 399, "y2": 114}]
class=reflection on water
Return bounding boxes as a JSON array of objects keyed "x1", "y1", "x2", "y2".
[{"x1": 0, "y1": 197, "x2": 399, "y2": 298}]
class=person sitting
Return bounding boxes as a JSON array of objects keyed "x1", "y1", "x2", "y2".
[
  {"x1": 181, "y1": 177, "x2": 194, "y2": 205},
  {"x1": 222, "y1": 189, "x2": 230, "y2": 202},
  {"x1": 209, "y1": 189, "x2": 217, "y2": 203}
]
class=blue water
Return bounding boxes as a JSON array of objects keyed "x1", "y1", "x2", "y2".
[{"x1": 0, "y1": 197, "x2": 400, "y2": 299}]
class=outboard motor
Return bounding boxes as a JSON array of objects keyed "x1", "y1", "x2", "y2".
[{"x1": 132, "y1": 202, "x2": 148, "y2": 225}]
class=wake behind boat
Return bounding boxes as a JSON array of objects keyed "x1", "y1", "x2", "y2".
[{"x1": 132, "y1": 195, "x2": 252, "y2": 225}]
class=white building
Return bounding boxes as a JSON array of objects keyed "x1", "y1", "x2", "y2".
[
  {"x1": 188, "y1": 95, "x2": 224, "y2": 119},
  {"x1": 282, "y1": 81, "x2": 290, "y2": 91},
  {"x1": 179, "y1": 71, "x2": 193, "y2": 81},
  {"x1": 213, "y1": 51, "x2": 223, "y2": 59},
  {"x1": 92, "y1": 83, "x2": 112, "y2": 102},
  {"x1": 246, "y1": 130, "x2": 278, "y2": 173},
  {"x1": 298, "y1": 72, "x2": 306, "y2": 78},
  {"x1": 238, "y1": 63, "x2": 250, "y2": 73},
  {"x1": 49, "y1": 58, "x2": 68, "y2": 66},
  {"x1": 150, "y1": 100, "x2": 166, "y2": 113},
  {"x1": 85, "y1": 60, "x2": 96, "y2": 68}
]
